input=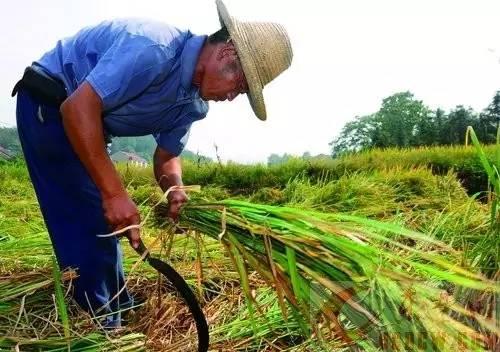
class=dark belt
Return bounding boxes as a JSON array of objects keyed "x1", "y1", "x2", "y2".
[
  {"x1": 12, "y1": 65, "x2": 113, "y2": 145},
  {"x1": 12, "y1": 64, "x2": 68, "y2": 108}
]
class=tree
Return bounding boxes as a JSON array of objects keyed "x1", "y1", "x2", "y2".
[
  {"x1": 0, "y1": 127, "x2": 22, "y2": 154},
  {"x1": 442, "y1": 106, "x2": 477, "y2": 145},
  {"x1": 267, "y1": 153, "x2": 293, "y2": 165},
  {"x1": 433, "y1": 108, "x2": 447, "y2": 144},
  {"x1": 330, "y1": 92, "x2": 434, "y2": 156},
  {"x1": 302, "y1": 151, "x2": 312, "y2": 159},
  {"x1": 109, "y1": 136, "x2": 155, "y2": 160},
  {"x1": 328, "y1": 90, "x2": 500, "y2": 157},
  {"x1": 181, "y1": 150, "x2": 212, "y2": 164},
  {"x1": 486, "y1": 90, "x2": 500, "y2": 131},
  {"x1": 371, "y1": 92, "x2": 432, "y2": 148},
  {"x1": 414, "y1": 109, "x2": 438, "y2": 146},
  {"x1": 329, "y1": 114, "x2": 376, "y2": 156},
  {"x1": 477, "y1": 91, "x2": 500, "y2": 143},
  {"x1": 109, "y1": 135, "x2": 211, "y2": 162}
]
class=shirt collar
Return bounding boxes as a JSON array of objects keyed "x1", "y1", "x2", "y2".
[{"x1": 180, "y1": 33, "x2": 207, "y2": 92}]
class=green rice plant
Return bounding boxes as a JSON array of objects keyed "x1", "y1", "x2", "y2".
[
  {"x1": 466, "y1": 126, "x2": 499, "y2": 226},
  {"x1": 181, "y1": 199, "x2": 500, "y2": 351},
  {"x1": 211, "y1": 288, "x2": 346, "y2": 351},
  {"x1": 334, "y1": 145, "x2": 499, "y2": 197},
  {"x1": 52, "y1": 256, "x2": 70, "y2": 340},
  {"x1": 0, "y1": 271, "x2": 57, "y2": 315},
  {"x1": 0, "y1": 268, "x2": 146, "y2": 351},
  {"x1": 0, "y1": 232, "x2": 53, "y2": 271},
  {"x1": 463, "y1": 127, "x2": 499, "y2": 277},
  {"x1": 249, "y1": 187, "x2": 287, "y2": 205},
  {"x1": 0, "y1": 332, "x2": 145, "y2": 351},
  {"x1": 282, "y1": 171, "x2": 398, "y2": 216},
  {"x1": 453, "y1": 127, "x2": 500, "y2": 347},
  {"x1": 3, "y1": 143, "x2": 499, "y2": 350},
  {"x1": 279, "y1": 167, "x2": 473, "y2": 227},
  {"x1": 117, "y1": 144, "x2": 498, "y2": 196},
  {"x1": 408, "y1": 197, "x2": 489, "y2": 256}
]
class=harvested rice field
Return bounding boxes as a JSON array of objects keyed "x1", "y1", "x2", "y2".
[{"x1": 0, "y1": 140, "x2": 498, "y2": 351}]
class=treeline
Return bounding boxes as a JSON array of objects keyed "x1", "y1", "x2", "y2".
[
  {"x1": 106, "y1": 135, "x2": 212, "y2": 162},
  {"x1": 0, "y1": 127, "x2": 22, "y2": 155},
  {"x1": 0, "y1": 126, "x2": 322, "y2": 164},
  {"x1": 108, "y1": 135, "x2": 157, "y2": 161},
  {"x1": 330, "y1": 91, "x2": 500, "y2": 156},
  {"x1": 267, "y1": 152, "x2": 331, "y2": 165},
  {"x1": 0, "y1": 128, "x2": 211, "y2": 162}
]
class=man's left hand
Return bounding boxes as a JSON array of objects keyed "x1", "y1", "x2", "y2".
[{"x1": 167, "y1": 190, "x2": 188, "y2": 222}]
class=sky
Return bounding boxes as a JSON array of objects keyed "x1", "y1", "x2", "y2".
[{"x1": 1, "y1": 0, "x2": 500, "y2": 163}]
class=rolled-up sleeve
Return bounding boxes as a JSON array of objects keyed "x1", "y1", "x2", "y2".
[
  {"x1": 154, "y1": 100, "x2": 208, "y2": 156},
  {"x1": 85, "y1": 35, "x2": 173, "y2": 111},
  {"x1": 154, "y1": 124, "x2": 192, "y2": 156}
]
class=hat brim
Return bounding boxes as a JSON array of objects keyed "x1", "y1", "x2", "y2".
[{"x1": 216, "y1": 0, "x2": 267, "y2": 120}]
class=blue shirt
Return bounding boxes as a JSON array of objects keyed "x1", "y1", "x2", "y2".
[{"x1": 36, "y1": 19, "x2": 209, "y2": 155}]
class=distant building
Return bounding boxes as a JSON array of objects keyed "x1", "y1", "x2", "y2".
[
  {"x1": 0, "y1": 145, "x2": 13, "y2": 160},
  {"x1": 110, "y1": 151, "x2": 148, "y2": 167}
]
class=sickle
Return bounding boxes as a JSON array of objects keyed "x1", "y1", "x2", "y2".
[{"x1": 134, "y1": 239, "x2": 209, "y2": 352}]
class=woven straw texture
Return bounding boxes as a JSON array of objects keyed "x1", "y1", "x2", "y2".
[{"x1": 216, "y1": 0, "x2": 293, "y2": 120}]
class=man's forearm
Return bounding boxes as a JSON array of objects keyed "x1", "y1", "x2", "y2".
[
  {"x1": 154, "y1": 147, "x2": 187, "y2": 221},
  {"x1": 60, "y1": 82, "x2": 124, "y2": 198},
  {"x1": 153, "y1": 147, "x2": 183, "y2": 192}
]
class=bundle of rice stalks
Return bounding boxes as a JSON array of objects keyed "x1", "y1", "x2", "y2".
[
  {"x1": 210, "y1": 287, "x2": 347, "y2": 351},
  {"x1": 0, "y1": 270, "x2": 75, "y2": 316},
  {"x1": 179, "y1": 199, "x2": 499, "y2": 351},
  {"x1": 0, "y1": 232, "x2": 53, "y2": 272},
  {"x1": 0, "y1": 261, "x2": 146, "y2": 352},
  {"x1": 0, "y1": 333, "x2": 145, "y2": 351}
]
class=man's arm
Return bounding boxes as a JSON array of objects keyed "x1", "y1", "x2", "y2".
[
  {"x1": 153, "y1": 146, "x2": 188, "y2": 221},
  {"x1": 60, "y1": 82, "x2": 141, "y2": 248}
]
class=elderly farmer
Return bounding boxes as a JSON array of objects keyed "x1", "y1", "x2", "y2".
[{"x1": 12, "y1": 0, "x2": 292, "y2": 327}]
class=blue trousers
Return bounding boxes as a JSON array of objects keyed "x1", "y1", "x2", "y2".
[{"x1": 16, "y1": 90, "x2": 132, "y2": 327}]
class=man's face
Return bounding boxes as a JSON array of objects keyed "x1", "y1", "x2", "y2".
[{"x1": 200, "y1": 42, "x2": 248, "y2": 102}]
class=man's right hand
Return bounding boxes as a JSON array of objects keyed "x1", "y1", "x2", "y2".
[{"x1": 102, "y1": 192, "x2": 141, "y2": 249}]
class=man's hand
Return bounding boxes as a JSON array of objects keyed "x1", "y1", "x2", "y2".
[
  {"x1": 153, "y1": 146, "x2": 188, "y2": 223},
  {"x1": 102, "y1": 192, "x2": 141, "y2": 249},
  {"x1": 167, "y1": 190, "x2": 188, "y2": 222}
]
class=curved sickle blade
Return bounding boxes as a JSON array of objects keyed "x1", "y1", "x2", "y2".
[{"x1": 135, "y1": 239, "x2": 209, "y2": 352}]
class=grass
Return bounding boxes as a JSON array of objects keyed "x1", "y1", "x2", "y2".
[
  {"x1": 118, "y1": 144, "x2": 499, "y2": 197},
  {"x1": 1, "y1": 139, "x2": 499, "y2": 351}
]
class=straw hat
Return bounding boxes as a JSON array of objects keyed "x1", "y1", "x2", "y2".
[{"x1": 215, "y1": 0, "x2": 293, "y2": 120}]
